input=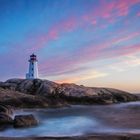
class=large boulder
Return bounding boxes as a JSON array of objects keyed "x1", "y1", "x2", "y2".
[
  {"x1": 0, "y1": 113, "x2": 13, "y2": 125},
  {"x1": 14, "y1": 114, "x2": 38, "y2": 128}
]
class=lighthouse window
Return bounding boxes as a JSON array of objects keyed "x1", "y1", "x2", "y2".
[
  {"x1": 32, "y1": 74, "x2": 33, "y2": 76},
  {"x1": 32, "y1": 62, "x2": 33, "y2": 65},
  {"x1": 32, "y1": 68, "x2": 33, "y2": 71}
]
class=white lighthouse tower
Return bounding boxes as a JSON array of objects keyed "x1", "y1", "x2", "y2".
[{"x1": 26, "y1": 53, "x2": 39, "y2": 79}]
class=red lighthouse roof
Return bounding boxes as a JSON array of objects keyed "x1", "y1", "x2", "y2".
[
  {"x1": 30, "y1": 53, "x2": 36, "y2": 57},
  {"x1": 29, "y1": 53, "x2": 37, "y2": 61}
]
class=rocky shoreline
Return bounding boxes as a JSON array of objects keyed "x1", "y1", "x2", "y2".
[
  {"x1": 0, "y1": 79, "x2": 140, "y2": 139},
  {"x1": 0, "y1": 79, "x2": 139, "y2": 108}
]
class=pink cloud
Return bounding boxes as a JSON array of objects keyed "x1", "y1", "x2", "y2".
[
  {"x1": 80, "y1": 32, "x2": 140, "y2": 58},
  {"x1": 7, "y1": 0, "x2": 140, "y2": 54},
  {"x1": 26, "y1": 0, "x2": 140, "y2": 52},
  {"x1": 112, "y1": 0, "x2": 140, "y2": 17},
  {"x1": 28, "y1": 17, "x2": 80, "y2": 51},
  {"x1": 82, "y1": 0, "x2": 140, "y2": 25},
  {"x1": 104, "y1": 42, "x2": 140, "y2": 59},
  {"x1": 91, "y1": 19, "x2": 97, "y2": 25},
  {"x1": 61, "y1": 17, "x2": 79, "y2": 31},
  {"x1": 115, "y1": 1, "x2": 129, "y2": 16},
  {"x1": 137, "y1": 12, "x2": 140, "y2": 16},
  {"x1": 115, "y1": 0, "x2": 140, "y2": 17},
  {"x1": 55, "y1": 70, "x2": 108, "y2": 84},
  {"x1": 39, "y1": 31, "x2": 140, "y2": 77}
]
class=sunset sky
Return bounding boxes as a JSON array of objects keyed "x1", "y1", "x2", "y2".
[{"x1": 0, "y1": 0, "x2": 140, "y2": 93}]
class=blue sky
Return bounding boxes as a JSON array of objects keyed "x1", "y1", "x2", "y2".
[{"x1": 0, "y1": 0, "x2": 140, "y2": 93}]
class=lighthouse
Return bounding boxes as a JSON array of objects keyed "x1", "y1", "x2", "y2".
[{"x1": 26, "y1": 53, "x2": 39, "y2": 79}]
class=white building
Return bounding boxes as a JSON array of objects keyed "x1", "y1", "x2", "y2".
[{"x1": 26, "y1": 54, "x2": 39, "y2": 79}]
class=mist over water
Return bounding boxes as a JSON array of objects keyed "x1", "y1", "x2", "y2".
[{"x1": 0, "y1": 102, "x2": 140, "y2": 137}]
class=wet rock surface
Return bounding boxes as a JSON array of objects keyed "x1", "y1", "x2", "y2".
[
  {"x1": 0, "y1": 105, "x2": 13, "y2": 130},
  {"x1": 14, "y1": 114, "x2": 38, "y2": 128},
  {"x1": 0, "y1": 104, "x2": 38, "y2": 129},
  {"x1": 0, "y1": 104, "x2": 13, "y2": 115},
  {"x1": 0, "y1": 113, "x2": 13, "y2": 125}
]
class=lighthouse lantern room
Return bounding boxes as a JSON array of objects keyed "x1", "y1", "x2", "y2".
[{"x1": 26, "y1": 54, "x2": 39, "y2": 79}]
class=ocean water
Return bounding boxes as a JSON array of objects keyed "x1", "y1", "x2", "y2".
[{"x1": 0, "y1": 102, "x2": 140, "y2": 137}]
